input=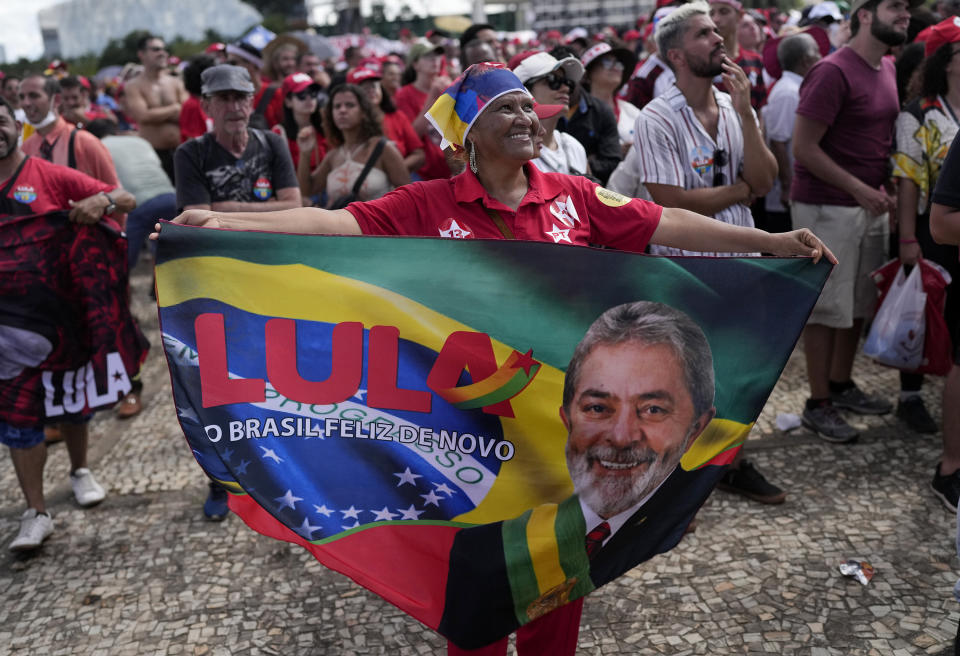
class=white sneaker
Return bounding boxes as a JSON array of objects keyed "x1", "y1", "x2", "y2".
[
  {"x1": 9, "y1": 509, "x2": 54, "y2": 552},
  {"x1": 70, "y1": 468, "x2": 105, "y2": 507}
]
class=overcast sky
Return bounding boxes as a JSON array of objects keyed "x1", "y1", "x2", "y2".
[{"x1": 0, "y1": 0, "x2": 61, "y2": 62}]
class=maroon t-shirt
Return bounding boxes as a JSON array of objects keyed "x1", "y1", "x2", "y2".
[{"x1": 791, "y1": 47, "x2": 899, "y2": 207}]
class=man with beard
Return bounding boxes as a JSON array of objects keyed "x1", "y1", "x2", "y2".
[
  {"x1": 439, "y1": 302, "x2": 720, "y2": 655},
  {"x1": 0, "y1": 96, "x2": 136, "y2": 551},
  {"x1": 632, "y1": 1, "x2": 784, "y2": 504},
  {"x1": 791, "y1": 0, "x2": 918, "y2": 442}
]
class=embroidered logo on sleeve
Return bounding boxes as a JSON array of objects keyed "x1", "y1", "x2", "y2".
[{"x1": 438, "y1": 218, "x2": 473, "y2": 239}]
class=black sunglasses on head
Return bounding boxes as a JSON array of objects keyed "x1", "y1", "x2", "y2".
[{"x1": 713, "y1": 148, "x2": 728, "y2": 187}]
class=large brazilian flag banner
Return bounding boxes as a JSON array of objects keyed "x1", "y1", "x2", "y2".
[{"x1": 156, "y1": 223, "x2": 830, "y2": 649}]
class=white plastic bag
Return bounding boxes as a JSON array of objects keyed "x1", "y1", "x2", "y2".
[{"x1": 863, "y1": 264, "x2": 926, "y2": 369}]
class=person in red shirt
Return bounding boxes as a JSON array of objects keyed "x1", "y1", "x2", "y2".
[
  {"x1": 180, "y1": 54, "x2": 216, "y2": 143},
  {"x1": 271, "y1": 72, "x2": 327, "y2": 198},
  {"x1": 20, "y1": 75, "x2": 120, "y2": 188},
  {"x1": 380, "y1": 55, "x2": 405, "y2": 99},
  {"x1": 709, "y1": 0, "x2": 767, "y2": 109},
  {"x1": 155, "y1": 63, "x2": 833, "y2": 656},
  {"x1": 0, "y1": 96, "x2": 135, "y2": 552},
  {"x1": 58, "y1": 76, "x2": 117, "y2": 127},
  {"x1": 348, "y1": 63, "x2": 425, "y2": 174},
  {"x1": 393, "y1": 41, "x2": 452, "y2": 180}
]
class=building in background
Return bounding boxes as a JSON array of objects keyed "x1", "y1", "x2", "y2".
[
  {"x1": 305, "y1": 0, "x2": 655, "y2": 33},
  {"x1": 38, "y1": 0, "x2": 263, "y2": 59},
  {"x1": 529, "y1": 0, "x2": 654, "y2": 31}
]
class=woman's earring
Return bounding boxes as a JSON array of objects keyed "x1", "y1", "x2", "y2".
[{"x1": 469, "y1": 143, "x2": 478, "y2": 174}]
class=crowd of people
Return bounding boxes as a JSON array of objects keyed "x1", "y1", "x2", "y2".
[{"x1": 3, "y1": 0, "x2": 960, "y2": 650}]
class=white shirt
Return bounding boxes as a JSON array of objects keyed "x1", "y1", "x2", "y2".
[
  {"x1": 633, "y1": 85, "x2": 756, "y2": 257},
  {"x1": 652, "y1": 64, "x2": 676, "y2": 101},
  {"x1": 532, "y1": 131, "x2": 589, "y2": 176},
  {"x1": 761, "y1": 71, "x2": 802, "y2": 212},
  {"x1": 616, "y1": 98, "x2": 642, "y2": 147},
  {"x1": 607, "y1": 145, "x2": 647, "y2": 199}
]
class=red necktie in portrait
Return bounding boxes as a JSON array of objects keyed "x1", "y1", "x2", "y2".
[{"x1": 585, "y1": 521, "x2": 611, "y2": 560}]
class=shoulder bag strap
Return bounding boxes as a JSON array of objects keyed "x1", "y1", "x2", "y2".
[
  {"x1": 482, "y1": 206, "x2": 516, "y2": 239},
  {"x1": 254, "y1": 84, "x2": 280, "y2": 116},
  {"x1": 68, "y1": 128, "x2": 79, "y2": 169},
  {"x1": 349, "y1": 137, "x2": 387, "y2": 197}
]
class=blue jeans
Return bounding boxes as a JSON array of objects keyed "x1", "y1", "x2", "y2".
[{"x1": 125, "y1": 192, "x2": 177, "y2": 269}]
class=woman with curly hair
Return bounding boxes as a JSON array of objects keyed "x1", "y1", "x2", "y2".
[
  {"x1": 296, "y1": 84, "x2": 409, "y2": 208},
  {"x1": 890, "y1": 17, "x2": 960, "y2": 434}
]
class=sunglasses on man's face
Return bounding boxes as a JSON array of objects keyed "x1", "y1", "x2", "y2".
[
  {"x1": 536, "y1": 73, "x2": 575, "y2": 92},
  {"x1": 713, "y1": 148, "x2": 728, "y2": 187}
]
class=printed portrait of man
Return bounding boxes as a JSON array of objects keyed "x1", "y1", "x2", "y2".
[
  {"x1": 438, "y1": 301, "x2": 721, "y2": 648},
  {"x1": 561, "y1": 301, "x2": 716, "y2": 579}
]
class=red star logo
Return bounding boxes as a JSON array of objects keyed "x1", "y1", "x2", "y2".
[{"x1": 511, "y1": 349, "x2": 539, "y2": 376}]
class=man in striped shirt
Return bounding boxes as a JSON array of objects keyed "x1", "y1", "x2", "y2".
[
  {"x1": 632, "y1": 2, "x2": 785, "y2": 504},
  {"x1": 634, "y1": 2, "x2": 775, "y2": 254}
]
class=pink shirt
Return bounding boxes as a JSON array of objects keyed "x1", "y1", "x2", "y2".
[{"x1": 22, "y1": 117, "x2": 120, "y2": 188}]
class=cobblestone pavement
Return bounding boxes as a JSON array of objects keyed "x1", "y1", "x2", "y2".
[{"x1": 1, "y1": 259, "x2": 957, "y2": 656}]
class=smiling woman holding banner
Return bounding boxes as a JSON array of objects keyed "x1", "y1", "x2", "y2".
[
  {"x1": 154, "y1": 62, "x2": 834, "y2": 655},
  {"x1": 157, "y1": 62, "x2": 831, "y2": 264}
]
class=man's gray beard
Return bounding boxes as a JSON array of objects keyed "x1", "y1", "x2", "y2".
[{"x1": 567, "y1": 440, "x2": 685, "y2": 519}]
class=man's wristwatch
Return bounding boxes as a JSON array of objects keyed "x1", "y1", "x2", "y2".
[{"x1": 101, "y1": 191, "x2": 117, "y2": 215}]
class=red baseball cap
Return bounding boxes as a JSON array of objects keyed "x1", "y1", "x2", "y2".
[
  {"x1": 205, "y1": 42, "x2": 226, "y2": 54},
  {"x1": 282, "y1": 72, "x2": 318, "y2": 96},
  {"x1": 623, "y1": 29, "x2": 641, "y2": 41},
  {"x1": 506, "y1": 49, "x2": 539, "y2": 71},
  {"x1": 346, "y1": 67, "x2": 381, "y2": 84},
  {"x1": 921, "y1": 16, "x2": 960, "y2": 56}
]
